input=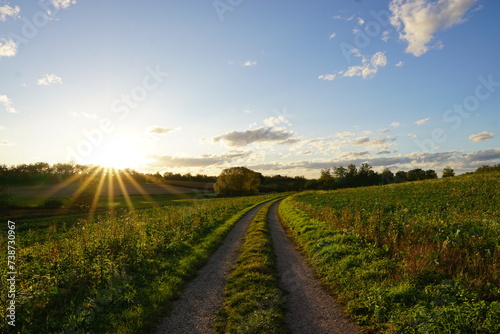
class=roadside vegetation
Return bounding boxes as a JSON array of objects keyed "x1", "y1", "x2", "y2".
[
  {"x1": 279, "y1": 171, "x2": 499, "y2": 333},
  {"x1": 215, "y1": 199, "x2": 286, "y2": 333},
  {"x1": 0, "y1": 194, "x2": 282, "y2": 333}
]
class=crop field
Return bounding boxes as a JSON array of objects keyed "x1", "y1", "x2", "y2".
[
  {"x1": 0, "y1": 193, "x2": 281, "y2": 333},
  {"x1": 279, "y1": 171, "x2": 499, "y2": 332}
]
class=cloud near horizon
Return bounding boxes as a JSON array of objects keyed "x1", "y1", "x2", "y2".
[
  {"x1": 213, "y1": 127, "x2": 297, "y2": 147},
  {"x1": 147, "y1": 151, "x2": 252, "y2": 168}
]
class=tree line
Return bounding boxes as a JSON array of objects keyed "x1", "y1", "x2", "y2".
[{"x1": 1, "y1": 162, "x2": 498, "y2": 193}]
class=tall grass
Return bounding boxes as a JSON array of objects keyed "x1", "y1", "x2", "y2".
[
  {"x1": 279, "y1": 172, "x2": 499, "y2": 332},
  {"x1": 215, "y1": 199, "x2": 286, "y2": 333},
  {"x1": 0, "y1": 194, "x2": 280, "y2": 333}
]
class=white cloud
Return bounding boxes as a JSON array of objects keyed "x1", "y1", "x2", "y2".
[
  {"x1": 147, "y1": 126, "x2": 179, "y2": 135},
  {"x1": 329, "y1": 33, "x2": 337, "y2": 39},
  {"x1": 51, "y1": 0, "x2": 77, "y2": 9},
  {"x1": 37, "y1": 74, "x2": 63, "y2": 86},
  {"x1": 468, "y1": 131, "x2": 494, "y2": 142},
  {"x1": 358, "y1": 17, "x2": 365, "y2": 25},
  {"x1": 408, "y1": 133, "x2": 417, "y2": 138},
  {"x1": 0, "y1": 38, "x2": 17, "y2": 58},
  {"x1": 0, "y1": 95, "x2": 19, "y2": 113},
  {"x1": 319, "y1": 51, "x2": 387, "y2": 81},
  {"x1": 390, "y1": 0, "x2": 479, "y2": 56},
  {"x1": 395, "y1": 61, "x2": 404, "y2": 67},
  {"x1": 318, "y1": 74, "x2": 336, "y2": 81},
  {"x1": 0, "y1": 140, "x2": 14, "y2": 146},
  {"x1": 333, "y1": 14, "x2": 355, "y2": 21},
  {"x1": 341, "y1": 51, "x2": 388, "y2": 79},
  {"x1": 263, "y1": 115, "x2": 291, "y2": 127},
  {"x1": 0, "y1": 4, "x2": 20, "y2": 21},
  {"x1": 381, "y1": 30, "x2": 390, "y2": 42},
  {"x1": 243, "y1": 60, "x2": 257, "y2": 67},
  {"x1": 415, "y1": 117, "x2": 430, "y2": 125},
  {"x1": 391, "y1": 121, "x2": 401, "y2": 127}
]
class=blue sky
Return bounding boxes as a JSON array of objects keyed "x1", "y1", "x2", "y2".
[{"x1": 0, "y1": 0, "x2": 499, "y2": 177}]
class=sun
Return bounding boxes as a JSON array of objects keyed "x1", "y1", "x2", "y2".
[{"x1": 83, "y1": 134, "x2": 143, "y2": 170}]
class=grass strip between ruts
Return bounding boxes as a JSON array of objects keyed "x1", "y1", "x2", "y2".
[{"x1": 215, "y1": 198, "x2": 287, "y2": 334}]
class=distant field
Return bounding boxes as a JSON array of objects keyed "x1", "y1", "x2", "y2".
[{"x1": 6, "y1": 181, "x2": 209, "y2": 198}]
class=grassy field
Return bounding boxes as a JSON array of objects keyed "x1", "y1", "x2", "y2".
[
  {"x1": 279, "y1": 172, "x2": 499, "y2": 333},
  {"x1": 0, "y1": 193, "x2": 282, "y2": 333},
  {"x1": 215, "y1": 199, "x2": 286, "y2": 333}
]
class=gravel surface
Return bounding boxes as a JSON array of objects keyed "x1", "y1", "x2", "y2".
[
  {"x1": 154, "y1": 203, "x2": 267, "y2": 334},
  {"x1": 268, "y1": 201, "x2": 361, "y2": 334}
]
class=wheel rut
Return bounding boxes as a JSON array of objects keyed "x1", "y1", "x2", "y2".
[
  {"x1": 155, "y1": 202, "x2": 267, "y2": 334},
  {"x1": 268, "y1": 201, "x2": 361, "y2": 334}
]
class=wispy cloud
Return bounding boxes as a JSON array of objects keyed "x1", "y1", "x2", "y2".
[
  {"x1": 0, "y1": 140, "x2": 14, "y2": 146},
  {"x1": 468, "y1": 131, "x2": 493, "y2": 142},
  {"x1": 37, "y1": 74, "x2": 63, "y2": 86},
  {"x1": 415, "y1": 117, "x2": 430, "y2": 125},
  {"x1": 390, "y1": 0, "x2": 479, "y2": 56},
  {"x1": 51, "y1": 0, "x2": 77, "y2": 9},
  {"x1": 0, "y1": 38, "x2": 17, "y2": 58},
  {"x1": 381, "y1": 30, "x2": 390, "y2": 42},
  {"x1": 391, "y1": 121, "x2": 401, "y2": 127},
  {"x1": 318, "y1": 74, "x2": 336, "y2": 81},
  {"x1": 0, "y1": 95, "x2": 19, "y2": 113},
  {"x1": 395, "y1": 61, "x2": 404, "y2": 67},
  {"x1": 329, "y1": 33, "x2": 336, "y2": 39},
  {"x1": 242, "y1": 60, "x2": 257, "y2": 67},
  {"x1": 263, "y1": 115, "x2": 291, "y2": 127},
  {"x1": 147, "y1": 126, "x2": 179, "y2": 135},
  {"x1": 0, "y1": 4, "x2": 20, "y2": 21},
  {"x1": 408, "y1": 133, "x2": 417, "y2": 138},
  {"x1": 332, "y1": 14, "x2": 355, "y2": 21},
  {"x1": 319, "y1": 51, "x2": 387, "y2": 80}
]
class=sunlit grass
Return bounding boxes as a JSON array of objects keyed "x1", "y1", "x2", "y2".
[
  {"x1": 279, "y1": 172, "x2": 500, "y2": 333},
  {"x1": 0, "y1": 192, "x2": 282, "y2": 333}
]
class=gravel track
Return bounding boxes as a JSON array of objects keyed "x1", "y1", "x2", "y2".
[
  {"x1": 154, "y1": 202, "x2": 267, "y2": 334},
  {"x1": 268, "y1": 201, "x2": 361, "y2": 334}
]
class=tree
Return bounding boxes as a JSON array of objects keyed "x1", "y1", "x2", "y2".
[
  {"x1": 381, "y1": 168, "x2": 394, "y2": 184},
  {"x1": 319, "y1": 168, "x2": 336, "y2": 189},
  {"x1": 214, "y1": 167, "x2": 260, "y2": 196},
  {"x1": 442, "y1": 167, "x2": 455, "y2": 178},
  {"x1": 425, "y1": 169, "x2": 438, "y2": 179},
  {"x1": 407, "y1": 168, "x2": 426, "y2": 181}
]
